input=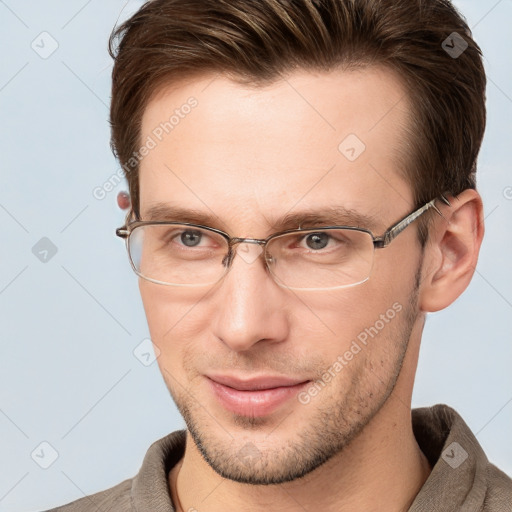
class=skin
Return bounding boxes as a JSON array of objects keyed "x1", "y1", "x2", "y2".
[{"x1": 136, "y1": 66, "x2": 484, "y2": 511}]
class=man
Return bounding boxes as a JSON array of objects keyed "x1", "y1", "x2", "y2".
[{"x1": 47, "y1": 0, "x2": 512, "y2": 510}]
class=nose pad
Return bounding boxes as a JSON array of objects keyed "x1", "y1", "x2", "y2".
[{"x1": 235, "y1": 242, "x2": 264, "y2": 265}]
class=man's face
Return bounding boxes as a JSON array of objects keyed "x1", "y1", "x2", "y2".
[{"x1": 138, "y1": 66, "x2": 424, "y2": 484}]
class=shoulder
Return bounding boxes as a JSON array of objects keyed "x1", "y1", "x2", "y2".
[
  {"x1": 40, "y1": 430, "x2": 186, "y2": 512},
  {"x1": 483, "y1": 462, "x2": 512, "y2": 511},
  {"x1": 43, "y1": 478, "x2": 133, "y2": 512}
]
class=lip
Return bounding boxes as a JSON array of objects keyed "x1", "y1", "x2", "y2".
[
  {"x1": 207, "y1": 374, "x2": 309, "y2": 390},
  {"x1": 206, "y1": 374, "x2": 311, "y2": 417}
]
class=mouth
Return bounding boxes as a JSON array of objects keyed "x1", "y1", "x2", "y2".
[{"x1": 205, "y1": 374, "x2": 311, "y2": 417}]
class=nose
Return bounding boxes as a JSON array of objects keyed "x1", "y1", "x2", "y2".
[{"x1": 210, "y1": 241, "x2": 289, "y2": 352}]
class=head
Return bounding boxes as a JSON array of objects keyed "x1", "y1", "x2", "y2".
[{"x1": 110, "y1": 0, "x2": 486, "y2": 484}]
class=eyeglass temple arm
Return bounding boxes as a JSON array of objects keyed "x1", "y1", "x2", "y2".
[{"x1": 373, "y1": 195, "x2": 450, "y2": 248}]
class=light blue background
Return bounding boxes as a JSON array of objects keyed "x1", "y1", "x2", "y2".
[{"x1": 0, "y1": 1, "x2": 511, "y2": 510}]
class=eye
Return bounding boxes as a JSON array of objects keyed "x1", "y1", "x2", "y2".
[
  {"x1": 304, "y1": 232, "x2": 329, "y2": 250},
  {"x1": 155, "y1": 227, "x2": 214, "y2": 250},
  {"x1": 179, "y1": 229, "x2": 203, "y2": 247}
]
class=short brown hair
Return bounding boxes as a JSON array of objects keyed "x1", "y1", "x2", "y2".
[{"x1": 109, "y1": 0, "x2": 486, "y2": 240}]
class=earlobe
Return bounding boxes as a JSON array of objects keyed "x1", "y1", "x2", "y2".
[
  {"x1": 117, "y1": 190, "x2": 131, "y2": 210},
  {"x1": 419, "y1": 189, "x2": 484, "y2": 313}
]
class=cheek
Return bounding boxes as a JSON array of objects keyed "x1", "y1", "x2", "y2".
[
  {"x1": 140, "y1": 280, "x2": 207, "y2": 328},
  {"x1": 301, "y1": 260, "x2": 415, "y2": 363},
  {"x1": 139, "y1": 282, "x2": 210, "y2": 366},
  {"x1": 140, "y1": 281, "x2": 173, "y2": 339},
  {"x1": 306, "y1": 283, "x2": 394, "y2": 333}
]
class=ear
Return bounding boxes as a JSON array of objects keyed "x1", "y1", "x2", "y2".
[
  {"x1": 419, "y1": 189, "x2": 484, "y2": 312},
  {"x1": 117, "y1": 190, "x2": 131, "y2": 210}
]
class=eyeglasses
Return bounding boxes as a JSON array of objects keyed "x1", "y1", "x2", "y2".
[{"x1": 116, "y1": 197, "x2": 447, "y2": 290}]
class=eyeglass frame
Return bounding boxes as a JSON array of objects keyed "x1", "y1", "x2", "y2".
[{"x1": 115, "y1": 195, "x2": 450, "y2": 288}]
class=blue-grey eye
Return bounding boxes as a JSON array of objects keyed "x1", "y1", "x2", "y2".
[
  {"x1": 306, "y1": 232, "x2": 329, "y2": 250},
  {"x1": 181, "y1": 230, "x2": 202, "y2": 247}
]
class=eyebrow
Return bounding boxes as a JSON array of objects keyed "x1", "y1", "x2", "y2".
[{"x1": 142, "y1": 203, "x2": 382, "y2": 233}]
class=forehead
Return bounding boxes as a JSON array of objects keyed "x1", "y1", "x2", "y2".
[{"x1": 138, "y1": 66, "x2": 413, "y2": 234}]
